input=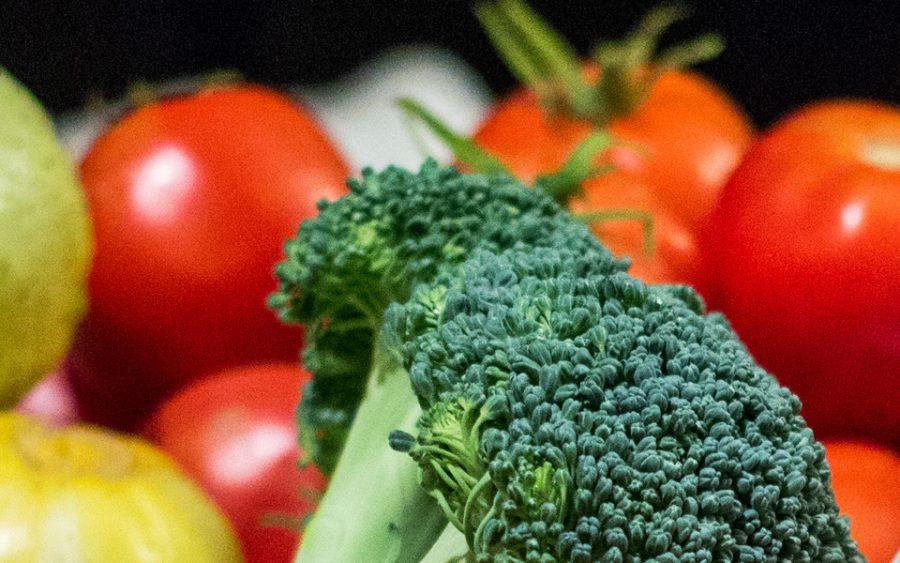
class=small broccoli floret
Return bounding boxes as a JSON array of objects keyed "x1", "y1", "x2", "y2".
[
  {"x1": 389, "y1": 395, "x2": 506, "y2": 539},
  {"x1": 388, "y1": 245, "x2": 858, "y2": 561},
  {"x1": 271, "y1": 160, "x2": 623, "y2": 473}
]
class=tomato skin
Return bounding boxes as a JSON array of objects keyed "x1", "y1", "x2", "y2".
[
  {"x1": 824, "y1": 441, "x2": 900, "y2": 563},
  {"x1": 474, "y1": 70, "x2": 753, "y2": 284},
  {"x1": 568, "y1": 171, "x2": 699, "y2": 285},
  {"x1": 143, "y1": 363, "x2": 326, "y2": 563},
  {"x1": 0, "y1": 413, "x2": 240, "y2": 561},
  {"x1": 703, "y1": 101, "x2": 900, "y2": 445},
  {"x1": 71, "y1": 86, "x2": 349, "y2": 429}
]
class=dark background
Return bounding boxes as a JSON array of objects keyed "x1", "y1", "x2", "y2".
[{"x1": 1, "y1": 0, "x2": 898, "y2": 125}]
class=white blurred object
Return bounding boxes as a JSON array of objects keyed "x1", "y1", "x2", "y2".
[
  {"x1": 55, "y1": 45, "x2": 492, "y2": 168},
  {"x1": 15, "y1": 369, "x2": 81, "y2": 427},
  {"x1": 293, "y1": 44, "x2": 493, "y2": 170},
  {"x1": 57, "y1": 105, "x2": 115, "y2": 161},
  {"x1": 56, "y1": 76, "x2": 205, "y2": 161}
]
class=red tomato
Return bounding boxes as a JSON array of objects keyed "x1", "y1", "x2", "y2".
[
  {"x1": 70, "y1": 86, "x2": 349, "y2": 429},
  {"x1": 702, "y1": 101, "x2": 900, "y2": 445},
  {"x1": 15, "y1": 368, "x2": 81, "y2": 427},
  {"x1": 475, "y1": 71, "x2": 752, "y2": 284},
  {"x1": 143, "y1": 363, "x2": 326, "y2": 563},
  {"x1": 824, "y1": 441, "x2": 900, "y2": 562}
]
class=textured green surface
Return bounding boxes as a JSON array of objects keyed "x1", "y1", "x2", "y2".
[
  {"x1": 272, "y1": 161, "x2": 614, "y2": 560},
  {"x1": 0, "y1": 69, "x2": 92, "y2": 406},
  {"x1": 271, "y1": 160, "x2": 609, "y2": 474},
  {"x1": 391, "y1": 243, "x2": 858, "y2": 560},
  {"x1": 276, "y1": 162, "x2": 859, "y2": 561}
]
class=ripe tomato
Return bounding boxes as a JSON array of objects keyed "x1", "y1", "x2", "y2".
[
  {"x1": 475, "y1": 71, "x2": 751, "y2": 285},
  {"x1": 824, "y1": 441, "x2": 900, "y2": 562},
  {"x1": 702, "y1": 101, "x2": 900, "y2": 445},
  {"x1": 0, "y1": 413, "x2": 240, "y2": 561},
  {"x1": 459, "y1": 0, "x2": 755, "y2": 286},
  {"x1": 143, "y1": 363, "x2": 326, "y2": 563},
  {"x1": 396, "y1": 3, "x2": 754, "y2": 285},
  {"x1": 564, "y1": 147, "x2": 702, "y2": 285},
  {"x1": 70, "y1": 85, "x2": 349, "y2": 429}
]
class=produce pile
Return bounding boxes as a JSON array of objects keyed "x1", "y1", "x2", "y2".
[
  {"x1": 272, "y1": 162, "x2": 857, "y2": 561},
  {"x1": 1, "y1": 1, "x2": 897, "y2": 561}
]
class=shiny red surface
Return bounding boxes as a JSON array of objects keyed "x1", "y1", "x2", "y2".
[
  {"x1": 474, "y1": 70, "x2": 753, "y2": 284},
  {"x1": 144, "y1": 363, "x2": 326, "y2": 563},
  {"x1": 702, "y1": 101, "x2": 900, "y2": 445},
  {"x1": 70, "y1": 86, "x2": 349, "y2": 428}
]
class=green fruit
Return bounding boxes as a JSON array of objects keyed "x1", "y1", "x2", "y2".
[{"x1": 0, "y1": 69, "x2": 92, "y2": 407}]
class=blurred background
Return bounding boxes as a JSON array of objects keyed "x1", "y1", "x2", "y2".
[{"x1": 2, "y1": 0, "x2": 898, "y2": 124}]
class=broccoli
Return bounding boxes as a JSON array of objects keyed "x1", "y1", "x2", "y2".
[{"x1": 271, "y1": 161, "x2": 859, "y2": 561}]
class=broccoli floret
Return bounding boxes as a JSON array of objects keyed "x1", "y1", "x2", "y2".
[
  {"x1": 389, "y1": 245, "x2": 857, "y2": 561},
  {"x1": 271, "y1": 160, "x2": 623, "y2": 473},
  {"x1": 272, "y1": 161, "x2": 858, "y2": 562}
]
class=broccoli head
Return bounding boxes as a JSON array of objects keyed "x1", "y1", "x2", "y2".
[
  {"x1": 388, "y1": 244, "x2": 856, "y2": 561},
  {"x1": 271, "y1": 161, "x2": 858, "y2": 561}
]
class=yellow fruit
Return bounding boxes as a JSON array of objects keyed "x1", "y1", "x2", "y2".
[
  {"x1": 0, "y1": 69, "x2": 92, "y2": 406},
  {"x1": 0, "y1": 413, "x2": 242, "y2": 561}
]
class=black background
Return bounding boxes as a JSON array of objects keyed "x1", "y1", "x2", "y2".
[{"x1": 1, "y1": 0, "x2": 898, "y2": 125}]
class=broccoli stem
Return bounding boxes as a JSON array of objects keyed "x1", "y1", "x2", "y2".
[
  {"x1": 420, "y1": 525, "x2": 470, "y2": 563},
  {"x1": 295, "y1": 345, "x2": 447, "y2": 562}
]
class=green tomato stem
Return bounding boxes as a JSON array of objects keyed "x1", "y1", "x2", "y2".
[
  {"x1": 533, "y1": 131, "x2": 613, "y2": 202},
  {"x1": 397, "y1": 98, "x2": 509, "y2": 176},
  {"x1": 576, "y1": 209, "x2": 655, "y2": 256},
  {"x1": 477, "y1": 0, "x2": 725, "y2": 125}
]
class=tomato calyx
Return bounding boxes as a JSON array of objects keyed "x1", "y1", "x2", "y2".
[
  {"x1": 399, "y1": 97, "x2": 656, "y2": 256},
  {"x1": 397, "y1": 98, "x2": 508, "y2": 176},
  {"x1": 130, "y1": 70, "x2": 244, "y2": 105},
  {"x1": 476, "y1": 0, "x2": 723, "y2": 126},
  {"x1": 532, "y1": 131, "x2": 614, "y2": 200},
  {"x1": 400, "y1": 97, "x2": 612, "y2": 200}
]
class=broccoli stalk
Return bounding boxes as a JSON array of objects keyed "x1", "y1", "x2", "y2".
[
  {"x1": 295, "y1": 344, "x2": 446, "y2": 562},
  {"x1": 421, "y1": 526, "x2": 469, "y2": 563},
  {"x1": 273, "y1": 162, "x2": 859, "y2": 561}
]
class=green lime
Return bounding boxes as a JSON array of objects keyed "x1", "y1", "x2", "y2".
[{"x1": 0, "y1": 69, "x2": 92, "y2": 407}]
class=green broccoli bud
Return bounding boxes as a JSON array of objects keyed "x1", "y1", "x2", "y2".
[{"x1": 391, "y1": 244, "x2": 858, "y2": 561}]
